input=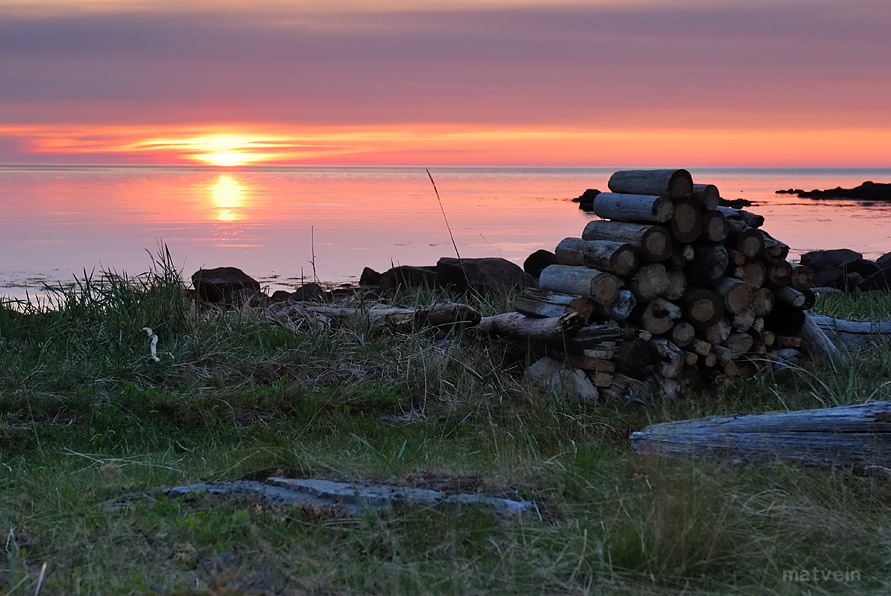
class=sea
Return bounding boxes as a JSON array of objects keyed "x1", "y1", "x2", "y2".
[{"x1": 2, "y1": 165, "x2": 890, "y2": 301}]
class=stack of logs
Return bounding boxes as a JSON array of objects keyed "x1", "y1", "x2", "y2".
[{"x1": 518, "y1": 168, "x2": 816, "y2": 403}]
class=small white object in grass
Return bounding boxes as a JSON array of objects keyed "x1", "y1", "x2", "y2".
[{"x1": 143, "y1": 327, "x2": 161, "y2": 362}]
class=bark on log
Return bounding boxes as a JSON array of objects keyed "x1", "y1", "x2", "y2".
[
  {"x1": 759, "y1": 231, "x2": 790, "y2": 262},
  {"x1": 607, "y1": 169, "x2": 693, "y2": 199},
  {"x1": 554, "y1": 238, "x2": 639, "y2": 276},
  {"x1": 626, "y1": 263, "x2": 670, "y2": 301},
  {"x1": 630, "y1": 401, "x2": 891, "y2": 469},
  {"x1": 690, "y1": 183, "x2": 720, "y2": 211},
  {"x1": 775, "y1": 285, "x2": 805, "y2": 308},
  {"x1": 683, "y1": 288, "x2": 724, "y2": 329},
  {"x1": 715, "y1": 206, "x2": 765, "y2": 228},
  {"x1": 712, "y1": 277, "x2": 753, "y2": 314},
  {"x1": 800, "y1": 313, "x2": 842, "y2": 360},
  {"x1": 581, "y1": 221, "x2": 673, "y2": 262},
  {"x1": 475, "y1": 311, "x2": 584, "y2": 341},
  {"x1": 613, "y1": 339, "x2": 659, "y2": 372},
  {"x1": 526, "y1": 357, "x2": 598, "y2": 401},
  {"x1": 514, "y1": 288, "x2": 595, "y2": 321},
  {"x1": 701, "y1": 210, "x2": 729, "y2": 242},
  {"x1": 809, "y1": 315, "x2": 891, "y2": 350},
  {"x1": 652, "y1": 339, "x2": 685, "y2": 379},
  {"x1": 669, "y1": 199, "x2": 702, "y2": 243},
  {"x1": 592, "y1": 289, "x2": 636, "y2": 321},
  {"x1": 560, "y1": 324, "x2": 633, "y2": 351},
  {"x1": 539, "y1": 265, "x2": 622, "y2": 305},
  {"x1": 603, "y1": 373, "x2": 657, "y2": 404},
  {"x1": 288, "y1": 301, "x2": 481, "y2": 333},
  {"x1": 592, "y1": 193, "x2": 674, "y2": 224},
  {"x1": 732, "y1": 308, "x2": 756, "y2": 332}
]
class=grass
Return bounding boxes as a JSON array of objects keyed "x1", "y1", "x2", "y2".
[{"x1": 2, "y1": 257, "x2": 891, "y2": 594}]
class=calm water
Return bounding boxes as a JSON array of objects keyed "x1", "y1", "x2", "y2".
[{"x1": 2, "y1": 165, "x2": 890, "y2": 300}]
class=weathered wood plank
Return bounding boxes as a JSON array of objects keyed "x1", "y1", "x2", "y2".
[{"x1": 630, "y1": 401, "x2": 891, "y2": 468}]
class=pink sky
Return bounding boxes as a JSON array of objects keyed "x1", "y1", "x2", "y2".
[{"x1": 1, "y1": 0, "x2": 889, "y2": 166}]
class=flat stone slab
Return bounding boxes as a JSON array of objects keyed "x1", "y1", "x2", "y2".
[{"x1": 167, "y1": 477, "x2": 537, "y2": 516}]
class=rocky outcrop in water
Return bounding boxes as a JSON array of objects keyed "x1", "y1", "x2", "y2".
[{"x1": 777, "y1": 181, "x2": 891, "y2": 201}]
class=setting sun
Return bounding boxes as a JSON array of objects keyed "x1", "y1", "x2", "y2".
[{"x1": 132, "y1": 134, "x2": 280, "y2": 166}]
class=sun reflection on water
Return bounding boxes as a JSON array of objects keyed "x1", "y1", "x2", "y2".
[{"x1": 210, "y1": 175, "x2": 245, "y2": 221}]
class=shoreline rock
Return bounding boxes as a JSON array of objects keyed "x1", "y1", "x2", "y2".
[{"x1": 777, "y1": 181, "x2": 891, "y2": 201}]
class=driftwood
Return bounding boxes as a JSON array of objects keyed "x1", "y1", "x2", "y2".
[
  {"x1": 273, "y1": 301, "x2": 481, "y2": 333},
  {"x1": 475, "y1": 311, "x2": 584, "y2": 342},
  {"x1": 581, "y1": 221, "x2": 672, "y2": 262},
  {"x1": 630, "y1": 401, "x2": 891, "y2": 469},
  {"x1": 592, "y1": 193, "x2": 674, "y2": 224},
  {"x1": 514, "y1": 288, "x2": 594, "y2": 321},
  {"x1": 810, "y1": 315, "x2": 891, "y2": 350},
  {"x1": 690, "y1": 183, "x2": 720, "y2": 211}
]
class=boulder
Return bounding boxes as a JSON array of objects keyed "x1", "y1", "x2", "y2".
[
  {"x1": 290, "y1": 282, "x2": 324, "y2": 302},
  {"x1": 270, "y1": 290, "x2": 291, "y2": 303},
  {"x1": 800, "y1": 249, "x2": 863, "y2": 270},
  {"x1": 575, "y1": 189, "x2": 600, "y2": 211},
  {"x1": 359, "y1": 267, "x2": 383, "y2": 286},
  {"x1": 858, "y1": 264, "x2": 891, "y2": 292},
  {"x1": 436, "y1": 257, "x2": 532, "y2": 296},
  {"x1": 378, "y1": 265, "x2": 439, "y2": 293},
  {"x1": 523, "y1": 250, "x2": 558, "y2": 278},
  {"x1": 230, "y1": 288, "x2": 269, "y2": 308},
  {"x1": 876, "y1": 252, "x2": 891, "y2": 269},
  {"x1": 800, "y1": 250, "x2": 872, "y2": 290},
  {"x1": 191, "y1": 267, "x2": 260, "y2": 303}
]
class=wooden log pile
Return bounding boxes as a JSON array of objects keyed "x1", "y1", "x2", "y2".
[{"x1": 514, "y1": 168, "x2": 818, "y2": 403}]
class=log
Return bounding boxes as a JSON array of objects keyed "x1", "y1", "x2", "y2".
[
  {"x1": 687, "y1": 244, "x2": 729, "y2": 285},
  {"x1": 630, "y1": 401, "x2": 891, "y2": 469},
  {"x1": 539, "y1": 265, "x2": 621, "y2": 305},
  {"x1": 765, "y1": 301, "x2": 806, "y2": 335},
  {"x1": 752, "y1": 317, "x2": 765, "y2": 332},
  {"x1": 767, "y1": 260, "x2": 793, "y2": 287},
  {"x1": 727, "y1": 249, "x2": 747, "y2": 267},
  {"x1": 759, "y1": 231, "x2": 790, "y2": 262},
  {"x1": 732, "y1": 308, "x2": 756, "y2": 332},
  {"x1": 612, "y1": 339, "x2": 659, "y2": 372},
  {"x1": 526, "y1": 357, "x2": 599, "y2": 401},
  {"x1": 723, "y1": 359, "x2": 755, "y2": 378},
  {"x1": 712, "y1": 277, "x2": 753, "y2": 314},
  {"x1": 607, "y1": 169, "x2": 693, "y2": 199},
  {"x1": 554, "y1": 238, "x2": 639, "y2": 276},
  {"x1": 730, "y1": 228, "x2": 765, "y2": 258},
  {"x1": 514, "y1": 289, "x2": 596, "y2": 321},
  {"x1": 683, "y1": 288, "x2": 724, "y2": 329},
  {"x1": 581, "y1": 221, "x2": 673, "y2": 262},
  {"x1": 637, "y1": 297, "x2": 682, "y2": 335},
  {"x1": 475, "y1": 311, "x2": 584, "y2": 341},
  {"x1": 671, "y1": 321, "x2": 695, "y2": 347},
  {"x1": 775, "y1": 285, "x2": 805, "y2": 308},
  {"x1": 663, "y1": 269, "x2": 688, "y2": 301},
  {"x1": 790, "y1": 265, "x2": 814, "y2": 291},
  {"x1": 712, "y1": 345, "x2": 734, "y2": 364},
  {"x1": 701, "y1": 210, "x2": 729, "y2": 242},
  {"x1": 626, "y1": 263, "x2": 670, "y2": 301},
  {"x1": 809, "y1": 315, "x2": 891, "y2": 350},
  {"x1": 750, "y1": 287, "x2": 775, "y2": 317},
  {"x1": 652, "y1": 339, "x2": 685, "y2": 379},
  {"x1": 691, "y1": 339, "x2": 712, "y2": 357},
  {"x1": 716, "y1": 206, "x2": 764, "y2": 229},
  {"x1": 288, "y1": 301, "x2": 481, "y2": 333},
  {"x1": 704, "y1": 318, "x2": 732, "y2": 345},
  {"x1": 775, "y1": 336, "x2": 802, "y2": 349},
  {"x1": 559, "y1": 325, "x2": 633, "y2": 352},
  {"x1": 732, "y1": 259, "x2": 767, "y2": 289},
  {"x1": 724, "y1": 332, "x2": 754, "y2": 357},
  {"x1": 592, "y1": 193, "x2": 674, "y2": 224},
  {"x1": 592, "y1": 372, "x2": 615, "y2": 388},
  {"x1": 561, "y1": 353, "x2": 617, "y2": 373},
  {"x1": 690, "y1": 183, "x2": 720, "y2": 211},
  {"x1": 592, "y1": 289, "x2": 637, "y2": 321},
  {"x1": 669, "y1": 198, "x2": 702, "y2": 243},
  {"x1": 800, "y1": 313, "x2": 842, "y2": 361},
  {"x1": 602, "y1": 373, "x2": 657, "y2": 404},
  {"x1": 801, "y1": 288, "x2": 816, "y2": 310}
]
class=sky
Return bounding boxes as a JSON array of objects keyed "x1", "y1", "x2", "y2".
[{"x1": 1, "y1": 0, "x2": 889, "y2": 166}]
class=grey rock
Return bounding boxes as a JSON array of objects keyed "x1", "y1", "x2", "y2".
[
  {"x1": 436, "y1": 257, "x2": 532, "y2": 296},
  {"x1": 290, "y1": 282, "x2": 324, "y2": 302},
  {"x1": 378, "y1": 265, "x2": 439, "y2": 293},
  {"x1": 191, "y1": 267, "x2": 260, "y2": 303}
]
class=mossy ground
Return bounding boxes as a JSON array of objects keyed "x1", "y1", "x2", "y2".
[{"x1": 2, "y1": 257, "x2": 891, "y2": 594}]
